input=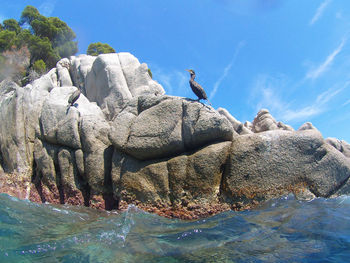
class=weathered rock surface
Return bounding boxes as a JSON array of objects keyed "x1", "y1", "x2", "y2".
[
  {"x1": 222, "y1": 129, "x2": 350, "y2": 208},
  {"x1": 217, "y1": 107, "x2": 251, "y2": 135},
  {"x1": 111, "y1": 141, "x2": 232, "y2": 218},
  {"x1": 85, "y1": 53, "x2": 164, "y2": 119},
  {"x1": 326, "y1": 137, "x2": 350, "y2": 158},
  {"x1": 0, "y1": 52, "x2": 349, "y2": 219},
  {"x1": 110, "y1": 96, "x2": 233, "y2": 160}
]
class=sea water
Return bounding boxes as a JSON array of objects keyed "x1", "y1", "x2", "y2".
[{"x1": 0, "y1": 193, "x2": 349, "y2": 262}]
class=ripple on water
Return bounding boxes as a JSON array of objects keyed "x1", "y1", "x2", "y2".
[{"x1": 0, "y1": 194, "x2": 350, "y2": 262}]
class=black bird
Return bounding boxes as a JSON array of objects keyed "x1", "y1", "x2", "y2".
[
  {"x1": 186, "y1": 69, "x2": 211, "y2": 105},
  {"x1": 66, "y1": 89, "x2": 81, "y2": 112}
]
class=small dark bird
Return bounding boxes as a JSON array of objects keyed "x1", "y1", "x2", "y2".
[
  {"x1": 66, "y1": 89, "x2": 81, "y2": 112},
  {"x1": 186, "y1": 69, "x2": 211, "y2": 105}
]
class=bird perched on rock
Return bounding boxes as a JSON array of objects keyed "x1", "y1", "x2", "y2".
[
  {"x1": 186, "y1": 69, "x2": 211, "y2": 105},
  {"x1": 66, "y1": 89, "x2": 81, "y2": 112}
]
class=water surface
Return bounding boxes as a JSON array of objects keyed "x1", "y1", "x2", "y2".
[{"x1": 0, "y1": 193, "x2": 349, "y2": 262}]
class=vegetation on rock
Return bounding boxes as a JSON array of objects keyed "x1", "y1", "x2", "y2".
[
  {"x1": 0, "y1": 5, "x2": 77, "y2": 84},
  {"x1": 87, "y1": 42, "x2": 116, "y2": 56}
]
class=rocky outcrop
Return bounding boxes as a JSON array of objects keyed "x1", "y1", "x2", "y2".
[
  {"x1": 217, "y1": 107, "x2": 251, "y2": 135},
  {"x1": 252, "y1": 109, "x2": 294, "y2": 132},
  {"x1": 222, "y1": 128, "x2": 350, "y2": 208},
  {"x1": 85, "y1": 53, "x2": 164, "y2": 119},
  {"x1": 0, "y1": 52, "x2": 350, "y2": 219},
  {"x1": 110, "y1": 96, "x2": 233, "y2": 160}
]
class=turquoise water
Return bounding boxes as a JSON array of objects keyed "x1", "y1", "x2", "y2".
[{"x1": 0, "y1": 194, "x2": 350, "y2": 262}]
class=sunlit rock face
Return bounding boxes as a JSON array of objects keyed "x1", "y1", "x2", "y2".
[{"x1": 0, "y1": 52, "x2": 349, "y2": 219}]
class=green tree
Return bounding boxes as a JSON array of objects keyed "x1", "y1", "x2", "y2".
[
  {"x1": 87, "y1": 42, "x2": 115, "y2": 56},
  {"x1": 0, "y1": 30, "x2": 17, "y2": 52},
  {"x1": 33, "y1": 59, "x2": 46, "y2": 74},
  {"x1": 19, "y1": 5, "x2": 41, "y2": 26},
  {"x1": 19, "y1": 6, "x2": 78, "y2": 67},
  {"x1": 0, "y1": 5, "x2": 78, "y2": 83},
  {"x1": 3, "y1": 19, "x2": 21, "y2": 34}
]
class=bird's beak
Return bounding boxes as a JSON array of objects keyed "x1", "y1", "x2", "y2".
[{"x1": 185, "y1": 69, "x2": 190, "y2": 72}]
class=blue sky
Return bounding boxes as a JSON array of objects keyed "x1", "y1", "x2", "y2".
[{"x1": 2, "y1": 0, "x2": 350, "y2": 142}]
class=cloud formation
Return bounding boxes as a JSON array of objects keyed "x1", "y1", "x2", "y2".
[
  {"x1": 309, "y1": 0, "x2": 332, "y2": 25},
  {"x1": 305, "y1": 38, "x2": 346, "y2": 80},
  {"x1": 39, "y1": 0, "x2": 57, "y2": 17},
  {"x1": 282, "y1": 86, "x2": 343, "y2": 121},
  {"x1": 209, "y1": 41, "x2": 245, "y2": 100},
  {"x1": 251, "y1": 74, "x2": 346, "y2": 123}
]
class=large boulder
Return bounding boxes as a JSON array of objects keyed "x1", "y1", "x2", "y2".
[
  {"x1": 69, "y1": 55, "x2": 96, "y2": 94},
  {"x1": 111, "y1": 141, "x2": 232, "y2": 217},
  {"x1": 40, "y1": 86, "x2": 81, "y2": 149},
  {"x1": 118, "y1": 52, "x2": 164, "y2": 97},
  {"x1": 0, "y1": 74, "x2": 55, "y2": 173},
  {"x1": 252, "y1": 109, "x2": 279, "y2": 132},
  {"x1": 110, "y1": 96, "x2": 233, "y2": 160},
  {"x1": 222, "y1": 129, "x2": 350, "y2": 207},
  {"x1": 85, "y1": 53, "x2": 165, "y2": 119},
  {"x1": 85, "y1": 53, "x2": 132, "y2": 118},
  {"x1": 56, "y1": 58, "x2": 73, "y2": 87},
  {"x1": 252, "y1": 109, "x2": 293, "y2": 133}
]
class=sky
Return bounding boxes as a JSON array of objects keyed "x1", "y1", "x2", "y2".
[{"x1": 1, "y1": 0, "x2": 350, "y2": 142}]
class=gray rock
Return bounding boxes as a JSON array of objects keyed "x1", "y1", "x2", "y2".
[
  {"x1": 57, "y1": 147, "x2": 85, "y2": 205},
  {"x1": 85, "y1": 53, "x2": 165, "y2": 119},
  {"x1": 40, "y1": 86, "x2": 81, "y2": 149},
  {"x1": 111, "y1": 150, "x2": 170, "y2": 205},
  {"x1": 326, "y1": 137, "x2": 350, "y2": 158},
  {"x1": 252, "y1": 109, "x2": 279, "y2": 133},
  {"x1": 85, "y1": 53, "x2": 132, "y2": 118},
  {"x1": 0, "y1": 75, "x2": 55, "y2": 173},
  {"x1": 222, "y1": 129, "x2": 350, "y2": 205},
  {"x1": 111, "y1": 141, "x2": 232, "y2": 206},
  {"x1": 33, "y1": 138, "x2": 57, "y2": 188},
  {"x1": 182, "y1": 100, "x2": 233, "y2": 149},
  {"x1": 277, "y1": 121, "x2": 294, "y2": 131},
  {"x1": 75, "y1": 149, "x2": 85, "y2": 176},
  {"x1": 118, "y1": 52, "x2": 164, "y2": 97},
  {"x1": 112, "y1": 96, "x2": 233, "y2": 160},
  {"x1": 70, "y1": 55, "x2": 96, "y2": 93},
  {"x1": 80, "y1": 114, "x2": 113, "y2": 194},
  {"x1": 56, "y1": 58, "x2": 73, "y2": 87},
  {"x1": 298, "y1": 122, "x2": 316, "y2": 131},
  {"x1": 168, "y1": 141, "x2": 232, "y2": 204},
  {"x1": 243, "y1": 121, "x2": 253, "y2": 131},
  {"x1": 126, "y1": 98, "x2": 184, "y2": 159},
  {"x1": 216, "y1": 107, "x2": 240, "y2": 135}
]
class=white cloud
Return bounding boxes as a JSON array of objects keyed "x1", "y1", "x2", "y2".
[
  {"x1": 309, "y1": 0, "x2": 332, "y2": 25},
  {"x1": 39, "y1": 0, "x2": 57, "y2": 17},
  {"x1": 282, "y1": 87, "x2": 343, "y2": 122},
  {"x1": 209, "y1": 41, "x2": 245, "y2": 100},
  {"x1": 250, "y1": 74, "x2": 346, "y2": 123},
  {"x1": 343, "y1": 99, "x2": 350, "y2": 106},
  {"x1": 305, "y1": 38, "x2": 346, "y2": 80}
]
